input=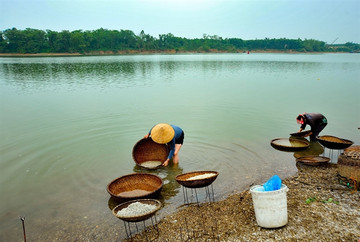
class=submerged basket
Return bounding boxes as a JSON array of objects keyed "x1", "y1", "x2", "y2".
[
  {"x1": 107, "y1": 173, "x2": 163, "y2": 200},
  {"x1": 132, "y1": 138, "x2": 169, "y2": 169}
]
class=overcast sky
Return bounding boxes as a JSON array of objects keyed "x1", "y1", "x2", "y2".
[{"x1": 1, "y1": 0, "x2": 359, "y2": 44}]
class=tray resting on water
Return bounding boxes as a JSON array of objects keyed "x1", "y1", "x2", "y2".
[
  {"x1": 107, "y1": 173, "x2": 163, "y2": 200},
  {"x1": 112, "y1": 199, "x2": 162, "y2": 222},
  {"x1": 316, "y1": 135, "x2": 353, "y2": 150},
  {"x1": 296, "y1": 155, "x2": 330, "y2": 166},
  {"x1": 290, "y1": 130, "x2": 312, "y2": 138},
  {"x1": 270, "y1": 138, "x2": 310, "y2": 152},
  {"x1": 132, "y1": 138, "x2": 170, "y2": 169},
  {"x1": 175, "y1": 171, "x2": 219, "y2": 188}
]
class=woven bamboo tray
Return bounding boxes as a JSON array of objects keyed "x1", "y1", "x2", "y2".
[
  {"x1": 316, "y1": 135, "x2": 353, "y2": 150},
  {"x1": 296, "y1": 155, "x2": 330, "y2": 166},
  {"x1": 290, "y1": 130, "x2": 312, "y2": 138},
  {"x1": 107, "y1": 173, "x2": 163, "y2": 200},
  {"x1": 176, "y1": 171, "x2": 219, "y2": 188},
  {"x1": 132, "y1": 138, "x2": 169, "y2": 169},
  {"x1": 270, "y1": 138, "x2": 310, "y2": 152},
  {"x1": 112, "y1": 199, "x2": 162, "y2": 222}
]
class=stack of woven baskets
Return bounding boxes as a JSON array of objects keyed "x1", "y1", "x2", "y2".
[{"x1": 337, "y1": 145, "x2": 360, "y2": 181}]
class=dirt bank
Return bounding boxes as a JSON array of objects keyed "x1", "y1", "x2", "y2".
[{"x1": 127, "y1": 163, "x2": 359, "y2": 241}]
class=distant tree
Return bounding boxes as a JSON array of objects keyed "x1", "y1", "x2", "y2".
[
  {"x1": 118, "y1": 30, "x2": 137, "y2": 49},
  {"x1": 47, "y1": 30, "x2": 58, "y2": 52},
  {"x1": 1, "y1": 28, "x2": 48, "y2": 53},
  {"x1": 23, "y1": 28, "x2": 48, "y2": 53},
  {"x1": 304, "y1": 39, "x2": 326, "y2": 51},
  {"x1": 159, "y1": 33, "x2": 186, "y2": 50},
  {"x1": 0, "y1": 31, "x2": 6, "y2": 52},
  {"x1": 138, "y1": 30, "x2": 157, "y2": 50},
  {"x1": 70, "y1": 30, "x2": 86, "y2": 53},
  {"x1": 52, "y1": 30, "x2": 71, "y2": 52},
  {"x1": 228, "y1": 38, "x2": 244, "y2": 49},
  {"x1": 345, "y1": 42, "x2": 360, "y2": 52},
  {"x1": 3, "y1": 28, "x2": 25, "y2": 52}
]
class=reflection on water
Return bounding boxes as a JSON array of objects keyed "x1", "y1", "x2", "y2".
[
  {"x1": 293, "y1": 139, "x2": 325, "y2": 158},
  {"x1": 0, "y1": 55, "x2": 333, "y2": 92},
  {"x1": 1, "y1": 62, "x2": 148, "y2": 91},
  {"x1": 272, "y1": 136, "x2": 325, "y2": 158},
  {"x1": 133, "y1": 162, "x2": 183, "y2": 203},
  {"x1": 117, "y1": 189, "x2": 152, "y2": 198}
]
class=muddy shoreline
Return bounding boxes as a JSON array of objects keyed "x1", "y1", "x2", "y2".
[{"x1": 127, "y1": 163, "x2": 359, "y2": 241}]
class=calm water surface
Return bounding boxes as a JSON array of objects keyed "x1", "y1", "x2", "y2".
[{"x1": 0, "y1": 53, "x2": 359, "y2": 240}]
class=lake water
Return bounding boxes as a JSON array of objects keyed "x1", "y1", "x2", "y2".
[{"x1": 0, "y1": 53, "x2": 359, "y2": 241}]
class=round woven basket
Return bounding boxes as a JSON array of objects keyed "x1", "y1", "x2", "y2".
[
  {"x1": 316, "y1": 135, "x2": 353, "y2": 150},
  {"x1": 132, "y1": 138, "x2": 169, "y2": 169},
  {"x1": 112, "y1": 199, "x2": 162, "y2": 222},
  {"x1": 296, "y1": 155, "x2": 330, "y2": 166},
  {"x1": 176, "y1": 171, "x2": 219, "y2": 188},
  {"x1": 338, "y1": 145, "x2": 360, "y2": 181},
  {"x1": 107, "y1": 173, "x2": 163, "y2": 200},
  {"x1": 270, "y1": 138, "x2": 310, "y2": 152}
]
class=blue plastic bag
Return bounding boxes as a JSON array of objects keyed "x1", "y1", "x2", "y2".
[{"x1": 263, "y1": 175, "x2": 282, "y2": 191}]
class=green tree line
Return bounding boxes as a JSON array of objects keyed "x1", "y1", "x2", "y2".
[{"x1": 0, "y1": 28, "x2": 359, "y2": 54}]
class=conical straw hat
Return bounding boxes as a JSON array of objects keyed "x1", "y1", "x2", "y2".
[{"x1": 151, "y1": 123, "x2": 174, "y2": 144}]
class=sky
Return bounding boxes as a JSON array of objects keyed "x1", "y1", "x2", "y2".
[{"x1": 1, "y1": 0, "x2": 359, "y2": 44}]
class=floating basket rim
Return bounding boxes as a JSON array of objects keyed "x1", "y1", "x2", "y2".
[
  {"x1": 271, "y1": 137, "x2": 310, "y2": 146},
  {"x1": 270, "y1": 138, "x2": 310, "y2": 151}
]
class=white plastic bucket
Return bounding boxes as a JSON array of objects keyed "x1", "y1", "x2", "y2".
[{"x1": 250, "y1": 184, "x2": 289, "y2": 228}]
